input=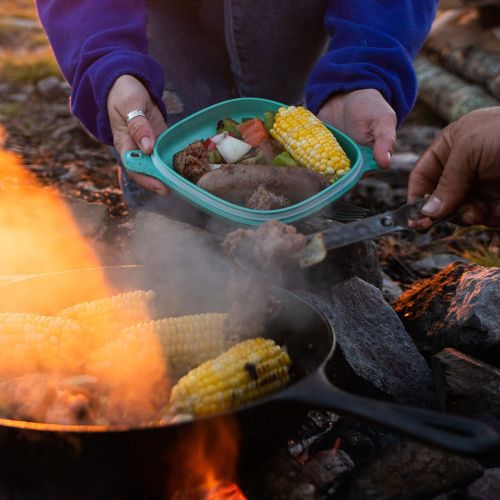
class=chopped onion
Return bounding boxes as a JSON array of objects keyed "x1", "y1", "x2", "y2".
[{"x1": 212, "y1": 133, "x2": 252, "y2": 163}]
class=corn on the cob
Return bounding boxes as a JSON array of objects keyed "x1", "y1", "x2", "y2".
[
  {"x1": 123, "y1": 313, "x2": 229, "y2": 380},
  {"x1": 170, "y1": 337, "x2": 291, "y2": 416},
  {"x1": 270, "y1": 106, "x2": 351, "y2": 183},
  {"x1": 0, "y1": 313, "x2": 85, "y2": 375},
  {"x1": 58, "y1": 290, "x2": 155, "y2": 346}
]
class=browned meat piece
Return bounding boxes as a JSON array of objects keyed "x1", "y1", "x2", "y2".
[
  {"x1": 197, "y1": 164, "x2": 328, "y2": 205},
  {"x1": 222, "y1": 221, "x2": 307, "y2": 340},
  {"x1": 0, "y1": 374, "x2": 101, "y2": 425},
  {"x1": 222, "y1": 220, "x2": 306, "y2": 271},
  {"x1": 245, "y1": 185, "x2": 292, "y2": 210},
  {"x1": 173, "y1": 140, "x2": 211, "y2": 183}
]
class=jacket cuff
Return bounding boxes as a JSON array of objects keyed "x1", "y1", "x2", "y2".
[{"x1": 71, "y1": 50, "x2": 167, "y2": 145}]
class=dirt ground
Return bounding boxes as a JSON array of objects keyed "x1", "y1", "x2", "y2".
[{"x1": 0, "y1": 1, "x2": 498, "y2": 287}]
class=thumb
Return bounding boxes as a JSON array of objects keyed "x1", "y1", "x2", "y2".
[{"x1": 421, "y1": 149, "x2": 472, "y2": 219}]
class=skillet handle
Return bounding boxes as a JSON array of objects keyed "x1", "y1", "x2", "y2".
[{"x1": 285, "y1": 372, "x2": 500, "y2": 456}]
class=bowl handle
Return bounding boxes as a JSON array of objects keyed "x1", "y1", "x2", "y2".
[
  {"x1": 358, "y1": 145, "x2": 381, "y2": 173},
  {"x1": 123, "y1": 150, "x2": 167, "y2": 184}
]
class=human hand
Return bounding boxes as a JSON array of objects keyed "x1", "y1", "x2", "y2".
[
  {"x1": 317, "y1": 89, "x2": 397, "y2": 169},
  {"x1": 107, "y1": 74, "x2": 169, "y2": 195},
  {"x1": 408, "y1": 107, "x2": 500, "y2": 228}
]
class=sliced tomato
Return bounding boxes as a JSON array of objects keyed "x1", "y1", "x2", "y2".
[
  {"x1": 236, "y1": 118, "x2": 269, "y2": 147},
  {"x1": 203, "y1": 138, "x2": 217, "y2": 151}
]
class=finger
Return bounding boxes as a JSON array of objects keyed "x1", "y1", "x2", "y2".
[
  {"x1": 421, "y1": 147, "x2": 473, "y2": 219},
  {"x1": 372, "y1": 114, "x2": 397, "y2": 169},
  {"x1": 127, "y1": 170, "x2": 170, "y2": 196},
  {"x1": 408, "y1": 216, "x2": 433, "y2": 230},
  {"x1": 408, "y1": 131, "x2": 452, "y2": 203},
  {"x1": 127, "y1": 115, "x2": 156, "y2": 154}
]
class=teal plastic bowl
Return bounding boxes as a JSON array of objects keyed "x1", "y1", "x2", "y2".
[{"x1": 124, "y1": 98, "x2": 380, "y2": 226}]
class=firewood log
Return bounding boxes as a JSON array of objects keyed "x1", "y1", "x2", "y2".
[
  {"x1": 415, "y1": 56, "x2": 499, "y2": 123},
  {"x1": 426, "y1": 17, "x2": 500, "y2": 99},
  {"x1": 439, "y1": 0, "x2": 500, "y2": 8}
]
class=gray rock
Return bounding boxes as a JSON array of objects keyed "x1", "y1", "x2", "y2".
[
  {"x1": 433, "y1": 348, "x2": 500, "y2": 426},
  {"x1": 68, "y1": 199, "x2": 109, "y2": 240},
  {"x1": 299, "y1": 277, "x2": 437, "y2": 408},
  {"x1": 382, "y1": 273, "x2": 403, "y2": 303},
  {"x1": 465, "y1": 468, "x2": 500, "y2": 500},
  {"x1": 390, "y1": 152, "x2": 419, "y2": 173},
  {"x1": 395, "y1": 263, "x2": 500, "y2": 366},
  {"x1": 355, "y1": 177, "x2": 392, "y2": 201},
  {"x1": 411, "y1": 253, "x2": 468, "y2": 274},
  {"x1": 344, "y1": 440, "x2": 483, "y2": 500},
  {"x1": 36, "y1": 76, "x2": 64, "y2": 101}
]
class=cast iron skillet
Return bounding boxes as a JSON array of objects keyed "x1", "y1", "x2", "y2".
[{"x1": 0, "y1": 266, "x2": 498, "y2": 457}]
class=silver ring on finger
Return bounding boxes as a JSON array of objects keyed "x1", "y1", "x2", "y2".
[{"x1": 126, "y1": 109, "x2": 147, "y2": 123}]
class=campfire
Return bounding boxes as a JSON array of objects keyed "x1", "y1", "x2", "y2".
[{"x1": 0, "y1": 140, "x2": 249, "y2": 498}]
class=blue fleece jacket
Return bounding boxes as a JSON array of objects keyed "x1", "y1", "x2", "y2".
[{"x1": 35, "y1": 1, "x2": 437, "y2": 145}]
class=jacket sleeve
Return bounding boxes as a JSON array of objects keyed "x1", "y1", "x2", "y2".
[
  {"x1": 306, "y1": 1, "x2": 438, "y2": 125},
  {"x1": 35, "y1": 0, "x2": 166, "y2": 145}
]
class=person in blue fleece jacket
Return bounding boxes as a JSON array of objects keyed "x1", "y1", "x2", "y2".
[{"x1": 35, "y1": 0, "x2": 437, "y2": 207}]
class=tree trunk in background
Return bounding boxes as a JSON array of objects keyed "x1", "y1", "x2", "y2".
[{"x1": 415, "y1": 56, "x2": 499, "y2": 123}]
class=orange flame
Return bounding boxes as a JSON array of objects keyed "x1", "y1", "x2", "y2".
[
  {"x1": 0, "y1": 133, "x2": 167, "y2": 425},
  {"x1": 167, "y1": 418, "x2": 246, "y2": 499},
  {"x1": 0, "y1": 131, "x2": 241, "y2": 491}
]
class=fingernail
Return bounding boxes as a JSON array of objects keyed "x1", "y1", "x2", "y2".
[
  {"x1": 387, "y1": 152, "x2": 392, "y2": 164},
  {"x1": 140, "y1": 137, "x2": 152, "y2": 151},
  {"x1": 422, "y1": 196, "x2": 442, "y2": 215}
]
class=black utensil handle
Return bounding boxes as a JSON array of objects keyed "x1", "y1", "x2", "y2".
[{"x1": 284, "y1": 372, "x2": 500, "y2": 456}]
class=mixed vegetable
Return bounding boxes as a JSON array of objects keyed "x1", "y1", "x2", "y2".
[{"x1": 173, "y1": 106, "x2": 351, "y2": 210}]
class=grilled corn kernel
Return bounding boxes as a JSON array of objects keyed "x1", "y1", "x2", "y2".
[
  {"x1": 0, "y1": 313, "x2": 85, "y2": 375},
  {"x1": 170, "y1": 337, "x2": 291, "y2": 416},
  {"x1": 123, "y1": 313, "x2": 228, "y2": 379},
  {"x1": 270, "y1": 106, "x2": 350, "y2": 183},
  {"x1": 59, "y1": 290, "x2": 155, "y2": 345}
]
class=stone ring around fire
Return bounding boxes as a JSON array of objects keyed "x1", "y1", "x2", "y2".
[{"x1": 126, "y1": 109, "x2": 147, "y2": 123}]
